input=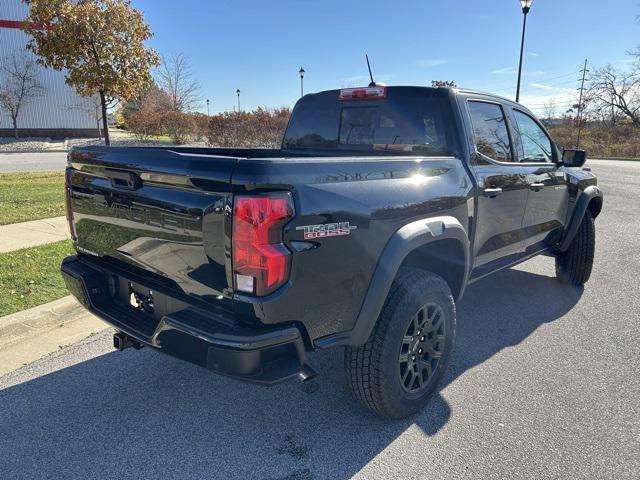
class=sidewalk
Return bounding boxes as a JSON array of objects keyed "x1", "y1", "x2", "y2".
[
  {"x1": 0, "y1": 217, "x2": 104, "y2": 377},
  {"x1": 0, "y1": 295, "x2": 108, "y2": 376},
  {"x1": 0, "y1": 216, "x2": 68, "y2": 253}
]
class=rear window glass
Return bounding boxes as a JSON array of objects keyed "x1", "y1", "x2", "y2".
[
  {"x1": 282, "y1": 91, "x2": 340, "y2": 149},
  {"x1": 283, "y1": 88, "x2": 455, "y2": 156},
  {"x1": 467, "y1": 101, "x2": 513, "y2": 162}
]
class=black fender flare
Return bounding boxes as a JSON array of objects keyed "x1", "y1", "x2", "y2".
[
  {"x1": 559, "y1": 185, "x2": 603, "y2": 252},
  {"x1": 314, "y1": 216, "x2": 470, "y2": 349}
]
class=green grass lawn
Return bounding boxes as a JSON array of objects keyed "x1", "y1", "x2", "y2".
[
  {"x1": 0, "y1": 240, "x2": 73, "y2": 317},
  {"x1": 153, "y1": 135, "x2": 173, "y2": 143},
  {"x1": 0, "y1": 171, "x2": 65, "y2": 225}
]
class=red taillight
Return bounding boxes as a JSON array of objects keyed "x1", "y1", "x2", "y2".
[
  {"x1": 64, "y1": 168, "x2": 77, "y2": 240},
  {"x1": 232, "y1": 193, "x2": 294, "y2": 296},
  {"x1": 339, "y1": 86, "x2": 387, "y2": 101}
]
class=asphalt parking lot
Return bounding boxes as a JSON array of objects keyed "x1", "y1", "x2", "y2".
[{"x1": 0, "y1": 159, "x2": 638, "y2": 479}]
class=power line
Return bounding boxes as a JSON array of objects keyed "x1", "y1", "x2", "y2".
[
  {"x1": 529, "y1": 78, "x2": 583, "y2": 88},
  {"x1": 528, "y1": 70, "x2": 583, "y2": 83},
  {"x1": 525, "y1": 101, "x2": 575, "y2": 106},
  {"x1": 485, "y1": 69, "x2": 581, "y2": 92},
  {"x1": 522, "y1": 98, "x2": 576, "y2": 106}
]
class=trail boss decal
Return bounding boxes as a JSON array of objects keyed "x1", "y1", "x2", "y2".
[{"x1": 296, "y1": 222, "x2": 357, "y2": 240}]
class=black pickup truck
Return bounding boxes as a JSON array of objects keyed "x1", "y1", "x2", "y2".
[{"x1": 61, "y1": 85, "x2": 603, "y2": 418}]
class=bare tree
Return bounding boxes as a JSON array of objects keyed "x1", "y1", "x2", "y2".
[
  {"x1": 0, "y1": 53, "x2": 44, "y2": 138},
  {"x1": 584, "y1": 85, "x2": 622, "y2": 127},
  {"x1": 70, "y1": 95, "x2": 103, "y2": 140},
  {"x1": 156, "y1": 54, "x2": 201, "y2": 112},
  {"x1": 588, "y1": 64, "x2": 640, "y2": 126},
  {"x1": 542, "y1": 99, "x2": 557, "y2": 123}
]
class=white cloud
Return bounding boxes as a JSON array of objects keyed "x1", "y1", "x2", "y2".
[
  {"x1": 517, "y1": 91, "x2": 577, "y2": 115},
  {"x1": 340, "y1": 74, "x2": 392, "y2": 87},
  {"x1": 341, "y1": 75, "x2": 370, "y2": 83},
  {"x1": 529, "y1": 82, "x2": 575, "y2": 94},
  {"x1": 491, "y1": 67, "x2": 545, "y2": 76},
  {"x1": 529, "y1": 82, "x2": 557, "y2": 91},
  {"x1": 528, "y1": 52, "x2": 539, "y2": 57},
  {"x1": 491, "y1": 67, "x2": 517, "y2": 75},
  {"x1": 415, "y1": 59, "x2": 448, "y2": 68}
]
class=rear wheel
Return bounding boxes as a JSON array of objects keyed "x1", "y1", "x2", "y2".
[
  {"x1": 344, "y1": 269, "x2": 455, "y2": 419},
  {"x1": 556, "y1": 210, "x2": 595, "y2": 286}
]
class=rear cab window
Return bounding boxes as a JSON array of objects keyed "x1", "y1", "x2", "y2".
[
  {"x1": 467, "y1": 101, "x2": 513, "y2": 163},
  {"x1": 283, "y1": 87, "x2": 457, "y2": 156}
]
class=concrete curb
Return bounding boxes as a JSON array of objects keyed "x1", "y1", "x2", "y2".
[
  {"x1": 0, "y1": 295, "x2": 108, "y2": 376},
  {"x1": 593, "y1": 157, "x2": 640, "y2": 162}
]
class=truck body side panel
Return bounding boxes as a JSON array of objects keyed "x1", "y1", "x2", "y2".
[{"x1": 231, "y1": 156, "x2": 473, "y2": 340}]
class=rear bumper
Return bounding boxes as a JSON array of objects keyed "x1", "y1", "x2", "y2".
[{"x1": 61, "y1": 255, "x2": 313, "y2": 385}]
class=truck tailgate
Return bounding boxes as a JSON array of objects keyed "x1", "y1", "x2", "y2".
[{"x1": 67, "y1": 147, "x2": 237, "y2": 302}]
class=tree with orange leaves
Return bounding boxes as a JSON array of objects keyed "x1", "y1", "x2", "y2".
[{"x1": 23, "y1": 0, "x2": 160, "y2": 145}]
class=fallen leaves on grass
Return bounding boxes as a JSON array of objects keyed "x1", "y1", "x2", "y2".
[{"x1": 0, "y1": 240, "x2": 73, "y2": 316}]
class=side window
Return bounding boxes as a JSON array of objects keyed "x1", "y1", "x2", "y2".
[
  {"x1": 468, "y1": 101, "x2": 513, "y2": 162},
  {"x1": 513, "y1": 110, "x2": 553, "y2": 162}
]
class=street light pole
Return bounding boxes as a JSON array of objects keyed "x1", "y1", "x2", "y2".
[
  {"x1": 206, "y1": 98, "x2": 210, "y2": 116},
  {"x1": 299, "y1": 67, "x2": 305, "y2": 97},
  {"x1": 515, "y1": 0, "x2": 534, "y2": 103},
  {"x1": 236, "y1": 89, "x2": 241, "y2": 112}
]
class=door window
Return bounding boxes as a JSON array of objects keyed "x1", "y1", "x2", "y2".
[
  {"x1": 468, "y1": 101, "x2": 513, "y2": 162},
  {"x1": 513, "y1": 110, "x2": 553, "y2": 162}
]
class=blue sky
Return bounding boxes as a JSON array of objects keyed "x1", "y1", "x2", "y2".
[{"x1": 133, "y1": 0, "x2": 639, "y2": 115}]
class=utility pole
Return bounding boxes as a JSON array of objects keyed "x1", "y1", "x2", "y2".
[{"x1": 575, "y1": 59, "x2": 589, "y2": 149}]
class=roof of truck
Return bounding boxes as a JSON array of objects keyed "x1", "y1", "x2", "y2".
[
  {"x1": 453, "y1": 88, "x2": 519, "y2": 105},
  {"x1": 336, "y1": 85, "x2": 526, "y2": 108},
  {"x1": 306, "y1": 85, "x2": 534, "y2": 116}
]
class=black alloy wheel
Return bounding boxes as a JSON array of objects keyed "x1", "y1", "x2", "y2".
[{"x1": 399, "y1": 303, "x2": 445, "y2": 394}]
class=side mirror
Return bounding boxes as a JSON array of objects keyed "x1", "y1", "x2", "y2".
[{"x1": 561, "y1": 149, "x2": 587, "y2": 167}]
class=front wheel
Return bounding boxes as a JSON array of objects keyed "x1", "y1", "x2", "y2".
[
  {"x1": 556, "y1": 210, "x2": 595, "y2": 286},
  {"x1": 344, "y1": 269, "x2": 456, "y2": 419}
]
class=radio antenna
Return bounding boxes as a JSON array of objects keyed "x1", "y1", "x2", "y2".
[{"x1": 366, "y1": 54, "x2": 376, "y2": 87}]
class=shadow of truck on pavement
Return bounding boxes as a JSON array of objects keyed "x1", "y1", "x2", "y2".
[{"x1": 0, "y1": 267, "x2": 582, "y2": 480}]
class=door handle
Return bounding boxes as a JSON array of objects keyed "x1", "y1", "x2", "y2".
[
  {"x1": 483, "y1": 187, "x2": 503, "y2": 198},
  {"x1": 529, "y1": 183, "x2": 544, "y2": 191}
]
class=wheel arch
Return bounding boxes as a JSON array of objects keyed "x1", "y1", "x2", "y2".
[
  {"x1": 314, "y1": 216, "x2": 470, "y2": 349},
  {"x1": 399, "y1": 238, "x2": 467, "y2": 301},
  {"x1": 560, "y1": 185, "x2": 603, "y2": 251},
  {"x1": 587, "y1": 195, "x2": 603, "y2": 219}
]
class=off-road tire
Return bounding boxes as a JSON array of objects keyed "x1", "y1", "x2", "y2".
[
  {"x1": 344, "y1": 269, "x2": 456, "y2": 419},
  {"x1": 556, "y1": 210, "x2": 595, "y2": 286}
]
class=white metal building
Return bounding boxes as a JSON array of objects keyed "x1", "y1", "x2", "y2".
[{"x1": 0, "y1": 0, "x2": 98, "y2": 137}]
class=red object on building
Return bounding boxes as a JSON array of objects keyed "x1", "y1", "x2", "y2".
[
  {"x1": 0, "y1": 1, "x2": 97, "y2": 137},
  {"x1": 0, "y1": 19, "x2": 24, "y2": 29},
  {"x1": 0, "y1": 19, "x2": 53, "y2": 30}
]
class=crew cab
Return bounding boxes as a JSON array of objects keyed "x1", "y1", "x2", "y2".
[{"x1": 61, "y1": 85, "x2": 603, "y2": 418}]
